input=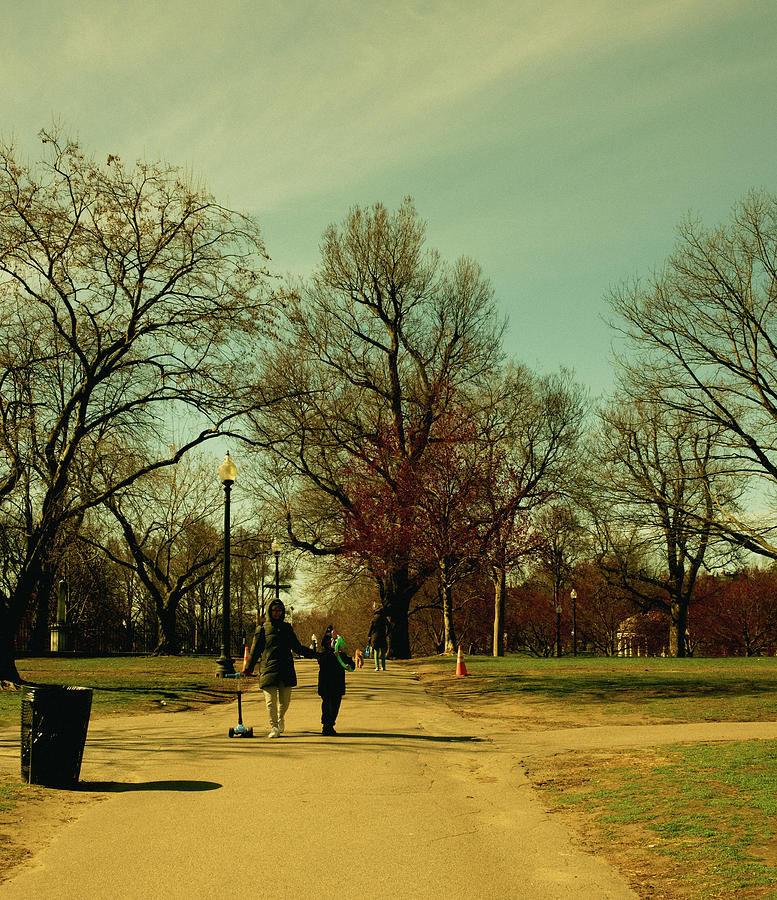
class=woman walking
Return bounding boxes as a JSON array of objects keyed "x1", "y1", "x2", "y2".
[{"x1": 244, "y1": 598, "x2": 317, "y2": 738}]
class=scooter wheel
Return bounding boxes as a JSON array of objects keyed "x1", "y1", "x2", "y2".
[
  {"x1": 247, "y1": 727, "x2": 253, "y2": 737},
  {"x1": 228, "y1": 727, "x2": 235, "y2": 738}
]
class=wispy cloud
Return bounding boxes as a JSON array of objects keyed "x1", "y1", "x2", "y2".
[
  {"x1": 1, "y1": 0, "x2": 773, "y2": 396},
  {"x1": 1, "y1": 0, "x2": 764, "y2": 211}
]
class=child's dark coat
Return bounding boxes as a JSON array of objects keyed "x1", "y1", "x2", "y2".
[{"x1": 317, "y1": 645, "x2": 354, "y2": 698}]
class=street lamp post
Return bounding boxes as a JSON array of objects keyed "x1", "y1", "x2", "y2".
[
  {"x1": 555, "y1": 604, "x2": 562, "y2": 657},
  {"x1": 216, "y1": 453, "x2": 237, "y2": 677},
  {"x1": 272, "y1": 538, "x2": 281, "y2": 601},
  {"x1": 570, "y1": 588, "x2": 578, "y2": 656}
]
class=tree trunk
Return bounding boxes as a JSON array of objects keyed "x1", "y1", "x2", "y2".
[
  {"x1": 492, "y1": 567, "x2": 505, "y2": 657},
  {"x1": 442, "y1": 581, "x2": 456, "y2": 654},
  {"x1": 154, "y1": 600, "x2": 181, "y2": 655},
  {"x1": 0, "y1": 605, "x2": 22, "y2": 684},
  {"x1": 1, "y1": 561, "x2": 49, "y2": 683},
  {"x1": 380, "y1": 564, "x2": 414, "y2": 658},
  {"x1": 669, "y1": 599, "x2": 688, "y2": 658}
]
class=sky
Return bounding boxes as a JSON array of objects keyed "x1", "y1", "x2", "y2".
[{"x1": 3, "y1": 0, "x2": 777, "y2": 400}]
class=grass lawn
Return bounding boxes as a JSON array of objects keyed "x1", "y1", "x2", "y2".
[
  {"x1": 415, "y1": 653, "x2": 777, "y2": 725},
  {"x1": 0, "y1": 654, "x2": 236, "y2": 728}
]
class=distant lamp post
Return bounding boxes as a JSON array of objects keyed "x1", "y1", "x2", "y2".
[
  {"x1": 570, "y1": 588, "x2": 578, "y2": 656},
  {"x1": 216, "y1": 453, "x2": 237, "y2": 677},
  {"x1": 272, "y1": 538, "x2": 281, "y2": 601},
  {"x1": 556, "y1": 603, "x2": 562, "y2": 657}
]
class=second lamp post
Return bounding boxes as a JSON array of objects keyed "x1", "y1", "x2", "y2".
[
  {"x1": 216, "y1": 453, "x2": 237, "y2": 677},
  {"x1": 571, "y1": 588, "x2": 578, "y2": 656},
  {"x1": 272, "y1": 538, "x2": 281, "y2": 600}
]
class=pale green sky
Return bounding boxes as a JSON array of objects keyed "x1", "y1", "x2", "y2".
[{"x1": 4, "y1": 0, "x2": 777, "y2": 396}]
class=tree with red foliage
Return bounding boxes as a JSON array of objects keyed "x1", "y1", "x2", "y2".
[
  {"x1": 569, "y1": 561, "x2": 636, "y2": 656},
  {"x1": 505, "y1": 582, "x2": 558, "y2": 657},
  {"x1": 340, "y1": 402, "x2": 492, "y2": 654},
  {"x1": 338, "y1": 367, "x2": 586, "y2": 656},
  {"x1": 691, "y1": 569, "x2": 777, "y2": 656},
  {"x1": 411, "y1": 407, "x2": 493, "y2": 652}
]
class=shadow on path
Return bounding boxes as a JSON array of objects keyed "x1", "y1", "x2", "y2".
[
  {"x1": 78, "y1": 779, "x2": 221, "y2": 793},
  {"x1": 304, "y1": 732, "x2": 483, "y2": 742}
]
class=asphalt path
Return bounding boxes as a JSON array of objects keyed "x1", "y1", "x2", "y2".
[{"x1": 10, "y1": 662, "x2": 767, "y2": 899}]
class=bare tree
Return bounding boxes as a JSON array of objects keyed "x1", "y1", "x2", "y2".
[
  {"x1": 609, "y1": 190, "x2": 777, "y2": 559},
  {"x1": 248, "y1": 199, "x2": 503, "y2": 658},
  {"x1": 86, "y1": 456, "x2": 224, "y2": 654},
  {"x1": 588, "y1": 392, "x2": 743, "y2": 656},
  {"x1": 478, "y1": 367, "x2": 587, "y2": 656},
  {"x1": 0, "y1": 129, "x2": 271, "y2": 682},
  {"x1": 531, "y1": 503, "x2": 587, "y2": 654}
]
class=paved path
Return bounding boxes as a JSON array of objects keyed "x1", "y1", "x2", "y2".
[
  {"x1": 0, "y1": 664, "x2": 636, "y2": 898},
  {"x1": 3, "y1": 664, "x2": 775, "y2": 899},
  {"x1": 494, "y1": 718, "x2": 777, "y2": 760}
]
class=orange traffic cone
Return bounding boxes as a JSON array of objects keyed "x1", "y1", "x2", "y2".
[
  {"x1": 455, "y1": 645, "x2": 468, "y2": 677},
  {"x1": 241, "y1": 645, "x2": 250, "y2": 674}
]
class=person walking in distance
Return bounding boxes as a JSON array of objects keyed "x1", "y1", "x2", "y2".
[
  {"x1": 368, "y1": 607, "x2": 389, "y2": 671},
  {"x1": 244, "y1": 598, "x2": 317, "y2": 738},
  {"x1": 316, "y1": 631, "x2": 355, "y2": 735}
]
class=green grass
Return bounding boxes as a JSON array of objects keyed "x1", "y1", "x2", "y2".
[
  {"x1": 0, "y1": 655, "x2": 236, "y2": 729},
  {"x1": 428, "y1": 654, "x2": 777, "y2": 723},
  {"x1": 8, "y1": 653, "x2": 777, "y2": 729},
  {"x1": 541, "y1": 741, "x2": 777, "y2": 898},
  {"x1": 0, "y1": 779, "x2": 23, "y2": 811}
]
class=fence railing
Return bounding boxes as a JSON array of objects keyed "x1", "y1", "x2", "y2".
[{"x1": 14, "y1": 616, "x2": 252, "y2": 656}]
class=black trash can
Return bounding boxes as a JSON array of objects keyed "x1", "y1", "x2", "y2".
[{"x1": 20, "y1": 685, "x2": 93, "y2": 788}]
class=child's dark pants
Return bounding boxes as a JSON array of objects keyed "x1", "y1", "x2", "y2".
[{"x1": 321, "y1": 693, "x2": 342, "y2": 728}]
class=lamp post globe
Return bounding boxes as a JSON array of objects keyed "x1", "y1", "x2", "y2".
[
  {"x1": 218, "y1": 452, "x2": 237, "y2": 486},
  {"x1": 216, "y1": 453, "x2": 237, "y2": 677}
]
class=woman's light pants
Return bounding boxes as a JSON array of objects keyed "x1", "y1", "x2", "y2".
[{"x1": 262, "y1": 683, "x2": 292, "y2": 730}]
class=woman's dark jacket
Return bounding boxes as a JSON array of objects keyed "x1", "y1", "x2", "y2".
[
  {"x1": 246, "y1": 617, "x2": 316, "y2": 689},
  {"x1": 317, "y1": 647, "x2": 354, "y2": 698},
  {"x1": 368, "y1": 613, "x2": 388, "y2": 649}
]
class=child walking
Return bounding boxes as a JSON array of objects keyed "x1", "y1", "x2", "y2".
[{"x1": 316, "y1": 631, "x2": 354, "y2": 736}]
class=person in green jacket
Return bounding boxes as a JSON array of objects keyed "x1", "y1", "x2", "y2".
[{"x1": 245, "y1": 598, "x2": 317, "y2": 738}]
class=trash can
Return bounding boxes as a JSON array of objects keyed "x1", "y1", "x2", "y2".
[{"x1": 20, "y1": 685, "x2": 93, "y2": 788}]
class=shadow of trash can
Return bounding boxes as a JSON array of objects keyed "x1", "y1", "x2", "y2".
[{"x1": 20, "y1": 685, "x2": 93, "y2": 788}]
